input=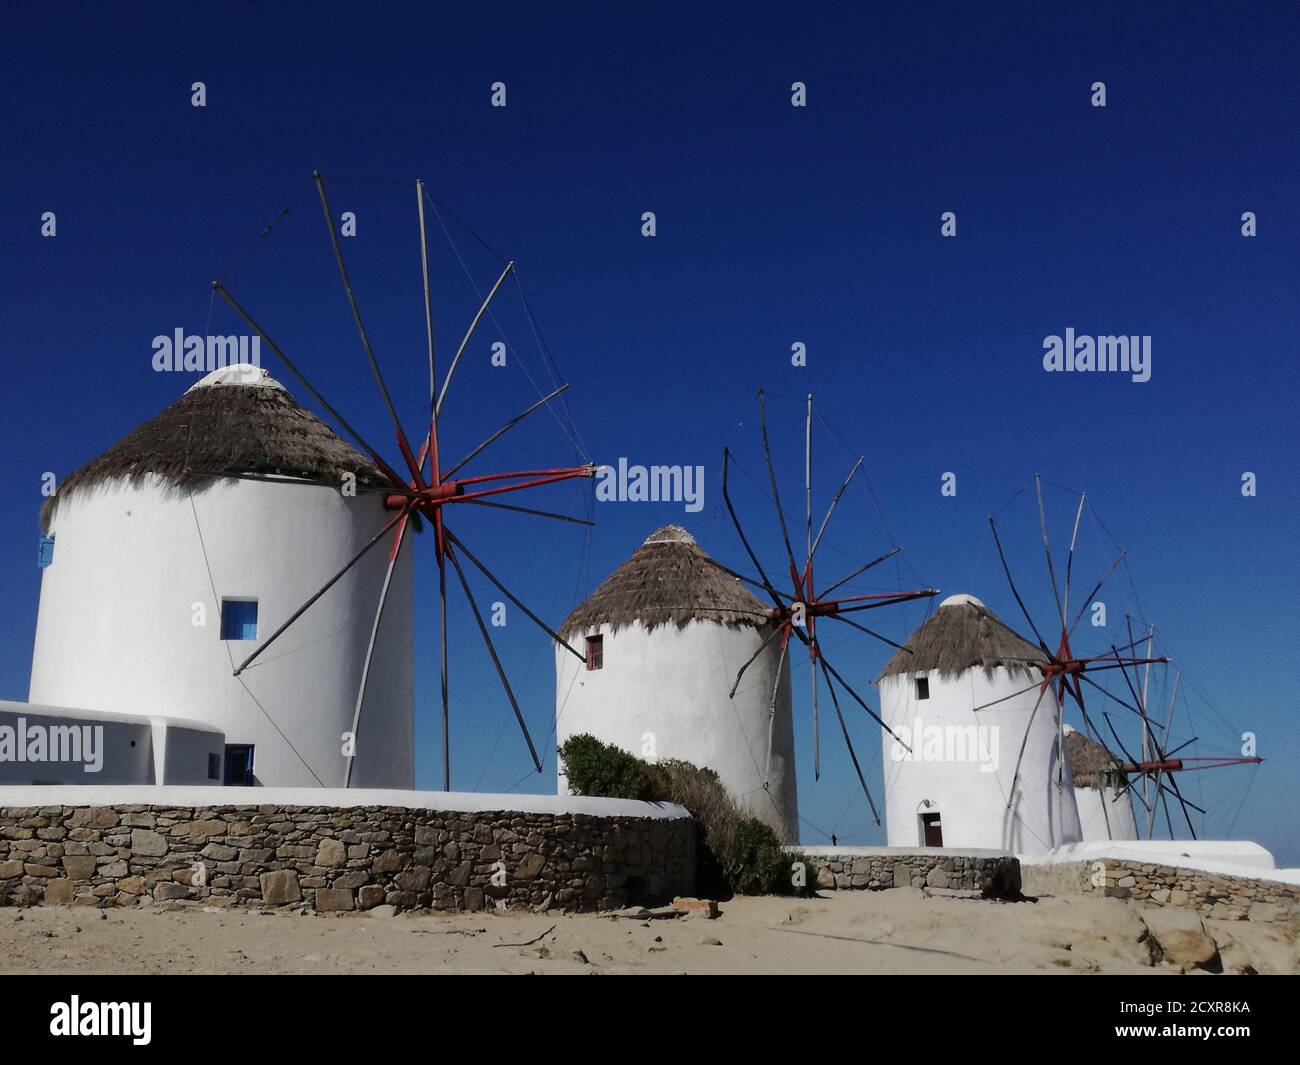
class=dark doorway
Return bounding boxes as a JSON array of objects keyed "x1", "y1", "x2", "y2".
[
  {"x1": 921, "y1": 811, "x2": 943, "y2": 847},
  {"x1": 223, "y1": 745, "x2": 255, "y2": 786}
]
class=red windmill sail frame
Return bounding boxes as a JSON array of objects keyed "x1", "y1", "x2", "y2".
[
  {"x1": 721, "y1": 390, "x2": 940, "y2": 831},
  {"x1": 986, "y1": 476, "x2": 1262, "y2": 841},
  {"x1": 205, "y1": 172, "x2": 595, "y2": 791}
]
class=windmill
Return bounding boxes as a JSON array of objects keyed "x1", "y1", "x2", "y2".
[
  {"x1": 206, "y1": 172, "x2": 596, "y2": 789},
  {"x1": 983, "y1": 475, "x2": 1261, "y2": 840},
  {"x1": 719, "y1": 390, "x2": 939, "y2": 824},
  {"x1": 1078, "y1": 618, "x2": 1264, "y2": 840}
]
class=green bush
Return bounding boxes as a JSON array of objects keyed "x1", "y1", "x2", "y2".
[
  {"x1": 557, "y1": 733, "x2": 666, "y2": 801},
  {"x1": 558, "y1": 735, "x2": 814, "y2": 897}
]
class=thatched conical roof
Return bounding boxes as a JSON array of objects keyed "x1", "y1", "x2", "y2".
[
  {"x1": 877, "y1": 593, "x2": 1046, "y2": 680},
  {"x1": 42, "y1": 365, "x2": 386, "y2": 531},
  {"x1": 1064, "y1": 725, "x2": 1128, "y2": 790},
  {"x1": 559, "y1": 524, "x2": 771, "y2": 638}
]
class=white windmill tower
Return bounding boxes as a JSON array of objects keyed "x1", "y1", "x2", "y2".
[
  {"x1": 876, "y1": 594, "x2": 1082, "y2": 853},
  {"x1": 32, "y1": 170, "x2": 599, "y2": 794},
  {"x1": 555, "y1": 524, "x2": 799, "y2": 842},
  {"x1": 1064, "y1": 725, "x2": 1139, "y2": 842},
  {"x1": 29, "y1": 364, "x2": 414, "y2": 788}
]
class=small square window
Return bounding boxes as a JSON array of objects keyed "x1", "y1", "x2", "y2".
[
  {"x1": 585, "y1": 634, "x2": 604, "y2": 671},
  {"x1": 221, "y1": 599, "x2": 258, "y2": 641},
  {"x1": 916, "y1": 677, "x2": 930, "y2": 700},
  {"x1": 37, "y1": 536, "x2": 55, "y2": 568},
  {"x1": 207, "y1": 753, "x2": 221, "y2": 781}
]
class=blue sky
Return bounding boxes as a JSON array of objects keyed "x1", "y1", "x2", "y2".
[{"x1": 1, "y1": 2, "x2": 1295, "y2": 861}]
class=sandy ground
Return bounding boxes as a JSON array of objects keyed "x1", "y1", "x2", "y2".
[{"x1": 1, "y1": 890, "x2": 1295, "y2": 975}]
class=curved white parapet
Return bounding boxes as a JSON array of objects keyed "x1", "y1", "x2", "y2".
[
  {"x1": 796, "y1": 844, "x2": 1015, "y2": 858},
  {"x1": 0, "y1": 784, "x2": 693, "y2": 821}
]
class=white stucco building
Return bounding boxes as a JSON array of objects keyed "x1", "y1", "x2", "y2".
[
  {"x1": 877, "y1": 594, "x2": 1082, "y2": 854},
  {"x1": 555, "y1": 525, "x2": 798, "y2": 841},
  {"x1": 28, "y1": 364, "x2": 413, "y2": 789},
  {"x1": 0, "y1": 700, "x2": 223, "y2": 785},
  {"x1": 1064, "y1": 725, "x2": 1139, "y2": 842}
]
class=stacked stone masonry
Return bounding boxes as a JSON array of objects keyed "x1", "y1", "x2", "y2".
[
  {"x1": 1090, "y1": 857, "x2": 1298, "y2": 930},
  {"x1": 806, "y1": 852, "x2": 1022, "y2": 897},
  {"x1": 0, "y1": 804, "x2": 696, "y2": 912}
]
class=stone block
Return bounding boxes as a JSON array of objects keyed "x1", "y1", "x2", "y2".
[
  {"x1": 44, "y1": 879, "x2": 75, "y2": 905},
  {"x1": 68, "y1": 808, "x2": 118, "y2": 829},
  {"x1": 1143, "y1": 908, "x2": 1218, "y2": 968},
  {"x1": 395, "y1": 866, "x2": 432, "y2": 892},
  {"x1": 61, "y1": 855, "x2": 97, "y2": 880},
  {"x1": 315, "y1": 887, "x2": 355, "y2": 912},
  {"x1": 515, "y1": 852, "x2": 546, "y2": 880},
  {"x1": 373, "y1": 849, "x2": 405, "y2": 874},
  {"x1": 316, "y1": 838, "x2": 347, "y2": 867},
  {"x1": 259, "y1": 869, "x2": 302, "y2": 905},
  {"x1": 131, "y1": 830, "x2": 168, "y2": 857}
]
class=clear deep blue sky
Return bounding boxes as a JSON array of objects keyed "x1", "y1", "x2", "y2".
[{"x1": 1, "y1": 3, "x2": 1296, "y2": 861}]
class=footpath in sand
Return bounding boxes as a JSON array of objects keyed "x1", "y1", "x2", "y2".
[{"x1": 2, "y1": 888, "x2": 1295, "y2": 975}]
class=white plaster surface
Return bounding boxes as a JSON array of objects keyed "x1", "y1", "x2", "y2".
[
  {"x1": 556, "y1": 618, "x2": 798, "y2": 841},
  {"x1": 0, "y1": 784, "x2": 692, "y2": 820},
  {"x1": 30, "y1": 472, "x2": 413, "y2": 789}
]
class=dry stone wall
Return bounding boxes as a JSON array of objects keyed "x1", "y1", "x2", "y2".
[
  {"x1": 0, "y1": 802, "x2": 696, "y2": 912},
  {"x1": 803, "y1": 849, "x2": 1022, "y2": 897},
  {"x1": 1058, "y1": 857, "x2": 1299, "y2": 930}
]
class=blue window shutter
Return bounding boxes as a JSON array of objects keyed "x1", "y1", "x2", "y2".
[
  {"x1": 37, "y1": 537, "x2": 55, "y2": 568},
  {"x1": 220, "y1": 600, "x2": 258, "y2": 640}
]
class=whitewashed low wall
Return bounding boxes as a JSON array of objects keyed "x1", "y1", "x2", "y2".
[
  {"x1": 1025, "y1": 840, "x2": 1295, "y2": 882},
  {"x1": 0, "y1": 785, "x2": 692, "y2": 819}
]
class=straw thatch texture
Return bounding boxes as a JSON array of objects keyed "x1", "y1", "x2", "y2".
[
  {"x1": 877, "y1": 599, "x2": 1046, "y2": 680},
  {"x1": 559, "y1": 525, "x2": 771, "y2": 638},
  {"x1": 41, "y1": 378, "x2": 386, "y2": 531},
  {"x1": 1065, "y1": 728, "x2": 1128, "y2": 790}
]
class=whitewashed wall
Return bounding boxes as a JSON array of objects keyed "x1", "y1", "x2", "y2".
[
  {"x1": 555, "y1": 619, "x2": 799, "y2": 842},
  {"x1": 0, "y1": 700, "x2": 222, "y2": 785},
  {"x1": 879, "y1": 667, "x2": 1082, "y2": 853},
  {"x1": 1073, "y1": 783, "x2": 1139, "y2": 842},
  {"x1": 29, "y1": 475, "x2": 413, "y2": 788}
]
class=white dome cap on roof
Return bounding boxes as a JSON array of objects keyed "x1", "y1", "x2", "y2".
[
  {"x1": 940, "y1": 593, "x2": 986, "y2": 609},
  {"x1": 643, "y1": 524, "x2": 697, "y2": 546},
  {"x1": 185, "y1": 363, "x2": 285, "y2": 393}
]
